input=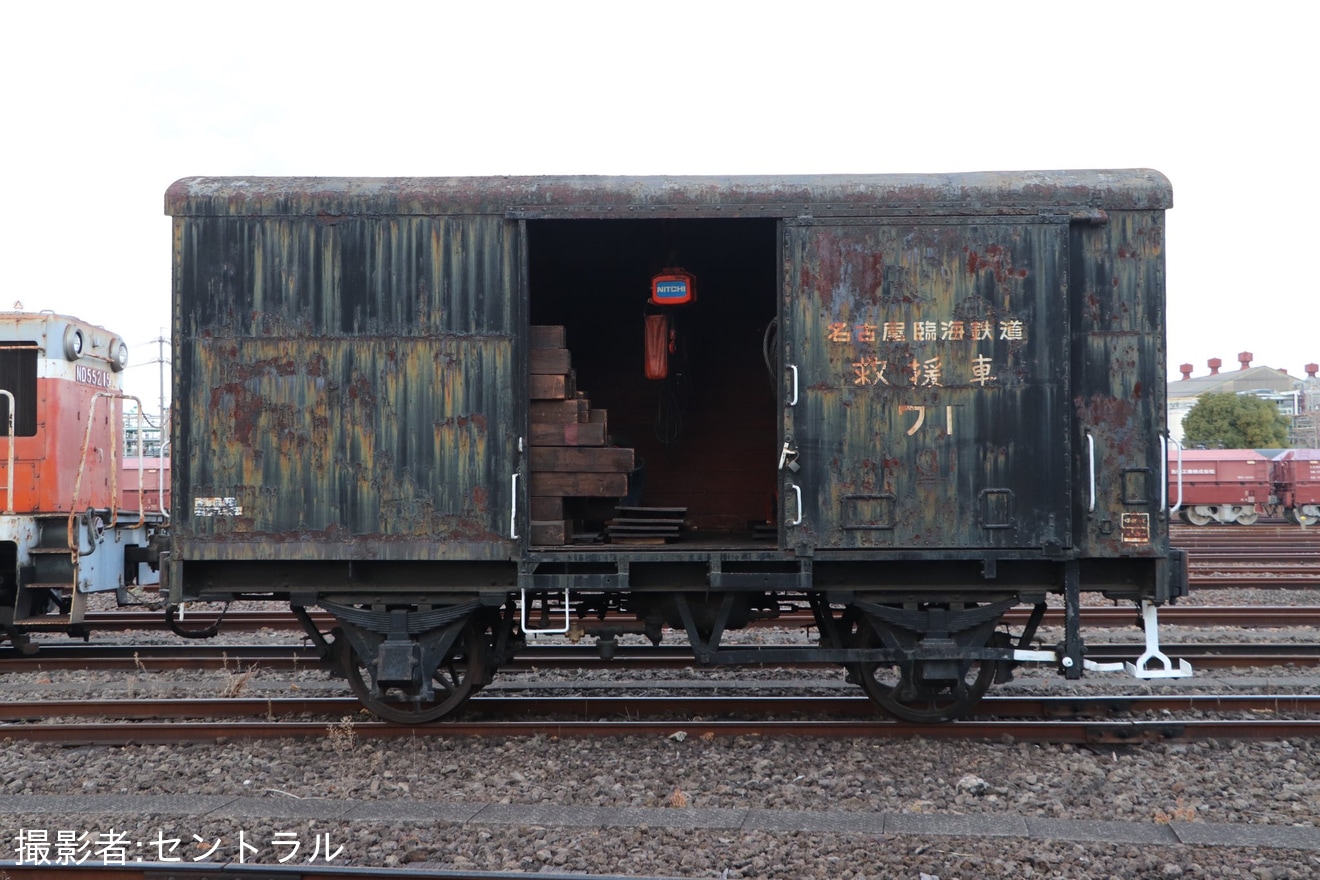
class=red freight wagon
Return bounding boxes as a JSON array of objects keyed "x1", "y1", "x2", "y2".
[
  {"x1": 1168, "y1": 449, "x2": 1271, "y2": 525},
  {"x1": 1273, "y1": 449, "x2": 1320, "y2": 525},
  {"x1": 120, "y1": 457, "x2": 171, "y2": 517}
]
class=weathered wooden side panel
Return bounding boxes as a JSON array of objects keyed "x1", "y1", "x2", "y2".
[
  {"x1": 784, "y1": 219, "x2": 1070, "y2": 550},
  {"x1": 1070, "y1": 210, "x2": 1167, "y2": 558},
  {"x1": 173, "y1": 214, "x2": 521, "y2": 562}
]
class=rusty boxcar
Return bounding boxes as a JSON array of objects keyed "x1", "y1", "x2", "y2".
[{"x1": 164, "y1": 171, "x2": 1189, "y2": 723}]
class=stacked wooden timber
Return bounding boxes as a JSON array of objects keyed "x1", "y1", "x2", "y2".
[
  {"x1": 606, "y1": 506, "x2": 687, "y2": 544},
  {"x1": 528, "y1": 326, "x2": 634, "y2": 545}
]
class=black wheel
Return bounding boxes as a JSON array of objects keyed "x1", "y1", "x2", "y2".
[
  {"x1": 338, "y1": 619, "x2": 488, "y2": 724},
  {"x1": 850, "y1": 614, "x2": 1000, "y2": 723}
]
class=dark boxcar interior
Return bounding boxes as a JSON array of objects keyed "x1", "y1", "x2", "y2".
[{"x1": 527, "y1": 219, "x2": 779, "y2": 543}]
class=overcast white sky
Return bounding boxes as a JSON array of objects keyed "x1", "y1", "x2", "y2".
[{"x1": 4, "y1": 1, "x2": 1315, "y2": 408}]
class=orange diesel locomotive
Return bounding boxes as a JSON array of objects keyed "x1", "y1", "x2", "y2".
[{"x1": 0, "y1": 311, "x2": 165, "y2": 651}]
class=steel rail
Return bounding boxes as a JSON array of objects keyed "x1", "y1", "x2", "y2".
[
  {"x1": 3, "y1": 693, "x2": 1318, "y2": 725},
  {"x1": 1187, "y1": 554, "x2": 1320, "y2": 561},
  {"x1": 1190, "y1": 577, "x2": 1320, "y2": 589},
  {"x1": 1189, "y1": 561, "x2": 1320, "y2": 569},
  {"x1": 6, "y1": 642, "x2": 1320, "y2": 672},
  {"x1": 1189, "y1": 567, "x2": 1320, "y2": 573},
  {"x1": 1, "y1": 716, "x2": 1317, "y2": 745}
]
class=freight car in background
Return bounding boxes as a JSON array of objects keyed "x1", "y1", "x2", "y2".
[
  {"x1": 1275, "y1": 449, "x2": 1320, "y2": 524},
  {"x1": 164, "y1": 170, "x2": 1191, "y2": 724},
  {"x1": 0, "y1": 311, "x2": 166, "y2": 652},
  {"x1": 1168, "y1": 447, "x2": 1320, "y2": 525}
]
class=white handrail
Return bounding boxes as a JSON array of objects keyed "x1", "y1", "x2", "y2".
[
  {"x1": 509, "y1": 472, "x2": 520, "y2": 540},
  {"x1": 1159, "y1": 435, "x2": 1168, "y2": 513},
  {"x1": 520, "y1": 587, "x2": 570, "y2": 634},
  {"x1": 1086, "y1": 432, "x2": 1096, "y2": 513}
]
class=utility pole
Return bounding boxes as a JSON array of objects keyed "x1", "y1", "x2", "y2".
[
  {"x1": 158, "y1": 331, "x2": 169, "y2": 450},
  {"x1": 128, "y1": 332, "x2": 171, "y2": 454}
]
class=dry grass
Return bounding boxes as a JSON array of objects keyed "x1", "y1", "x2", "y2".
[
  {"x1": 327, "y1": 715, "x2": 358, "y2": 756},
  {"x1": 218, "y1": 652, "x2": 259, "y2": 698}
]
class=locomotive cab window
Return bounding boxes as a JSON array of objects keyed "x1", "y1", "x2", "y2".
[
  {"x1": 527, "y1": 218, "x2": 779, "y2": 547},
  {"x1": 0, "y1": 344, "x2": 38, "y2": 437}
]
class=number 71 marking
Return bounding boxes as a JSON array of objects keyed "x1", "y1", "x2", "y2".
[{"x1": 899, "y1": 404, "x2": 955, "y2": 437}]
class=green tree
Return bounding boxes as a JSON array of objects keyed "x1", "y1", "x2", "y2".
[{"x1": 1181, "y1": 392, "x2": 1291, "y2": 449}]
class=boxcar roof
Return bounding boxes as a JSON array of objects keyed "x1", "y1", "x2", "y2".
[{"x1": 165, "y1": 169, "x2": 1171, "y2": 218}]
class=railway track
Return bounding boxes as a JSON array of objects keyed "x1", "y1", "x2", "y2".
[
  {"x1": 4, "y1": 692, "x2": 1318, "y2": 725},
  {"x1": 6, "y1": 524, "x2": 1314, "y2": 742},
  {"x1": 1172, "y1": 524, "x2": 1320, "y2": 585},
  {"x1": 5, "y1": 640, "x2": 1319, "y2": 672},
  {"x1": 2, "y1": 694, "x2": 1317, "y2": 745}
]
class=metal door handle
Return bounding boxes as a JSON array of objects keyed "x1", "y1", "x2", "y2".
[
  {"x1": 790, "y1": 483, "x2": 802, "y2": 526},
  {"x1": 787, "y1": 364, "x2": 798, "y2": 406},
  {"x1": 510, "y1": 472, "x2": 520, "y2": 539},
  {"x1": 1087, "y1": 433, "x2": 1096, "y2": 513}
]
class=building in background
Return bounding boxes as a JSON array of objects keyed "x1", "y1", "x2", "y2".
[
  {"x1": 123, "y1": 405, "x2": 168, "y2": 457},
  {"x1": 1294, "y1": 367, "x2": 1320, "y2": 448},
  {"x1": 1168, "y1": 353, "x2": 1319, "y2": 448}
]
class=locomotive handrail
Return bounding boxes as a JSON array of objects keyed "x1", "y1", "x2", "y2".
[
  {"x1": 68, "y1": 392, "x2": 148, "y2": 556},
  {"x1": 1086, "y1": 432, "x2": 1096, "y2": 513},
  {"x1": 1, "y1": 389, "x2": 13, "y2": 514},
  {"x1": 158, "y1": 436, "x2": 171, "y2": 520}
]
